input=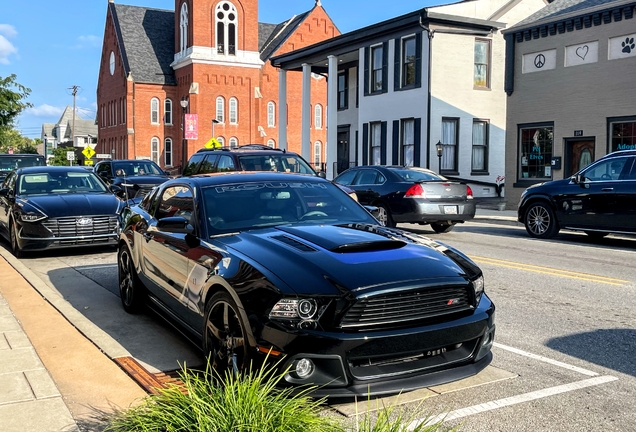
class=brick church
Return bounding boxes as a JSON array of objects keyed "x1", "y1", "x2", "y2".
[{"x1": 96, "y1": 0, "x2": 338, "y2": 170}]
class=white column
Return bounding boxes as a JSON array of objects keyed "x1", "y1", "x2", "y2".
[
  {"x1": 278, "y1": 69, "x2": 288, "y2": 150},
  {"x1": 326, "y1": 55, "x2": 338, "y2": 180},
  {"x1": 301, "y1": 63, "x2": 312, "y2": 161}
]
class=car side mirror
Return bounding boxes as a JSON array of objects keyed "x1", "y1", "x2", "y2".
[
  {"x1": 317, "y1": 171, "x2": 327, "y2": 179},
  {"x1": 156, "y1": 216, "x2": 194, "y2": 234},
  {"x1": 0, "y1": 188, "x2": 10, "y2": 198},
  {"x1": 364, "y1": 205, "x2": 381, "y2": 220}
]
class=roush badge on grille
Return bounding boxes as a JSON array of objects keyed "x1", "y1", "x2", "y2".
[{"x1": 76, "y1": 217, "x2": 93, "y2": 226}]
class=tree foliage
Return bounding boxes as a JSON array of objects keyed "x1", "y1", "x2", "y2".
[
  {"x1": 0, "y1": 127, "x2": 39, "y2": 154},
  {"x1": 49, "y1": 146, "x2": 72, "y2": 166},
  {"x1": 0, "y1": 74, "x2": 32, "y2": 128}
]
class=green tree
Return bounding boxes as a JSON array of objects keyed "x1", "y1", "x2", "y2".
[
  {"x1": 49, "y1": 146, "x2": 71, "y2": 166},
  {"x1": 0, "y1": 74, "x2": 32, "y2": 128}
]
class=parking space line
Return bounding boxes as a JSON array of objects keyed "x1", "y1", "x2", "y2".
[
  {"x1": 494, "y1": 343, "x2": 598, "y2": 376},
  {"x1": 408, "y1": 375, "x2": 618, "y2": 430},
  {"x1": 471, "y1": 256, "x2": 628, "y2": 286}
]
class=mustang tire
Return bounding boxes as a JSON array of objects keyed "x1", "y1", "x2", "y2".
[
  {"x1": 431, "y1": 223, "x2": 455, "y2": 233},
  {"x1": 204, "y1": 291, "x2": 251, "y2": 376},
  {"x1": 118, "y1": 245, "x2": 145, "y2": 313},
  {"x1": 524, "y1": 202, "x2": 559, "y2": 239}
]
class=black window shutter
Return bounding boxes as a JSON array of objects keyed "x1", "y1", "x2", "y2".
[
  {"x1": 364, "y1": 47, "x2": 370, "y2": 97},
  {"x1": 380, "y1": 121, "x2": 387, "y2": 165},
  {"x1": 414, "y1": 118, "x2": 422, "y2": 167},
  {"x1": 382, "y1": 41, "x2": 389, "y2": 94},
  {"x1": 362, "y1": 123, "x2": 369, "y2": 165},
  {"x1": 415, "y1": 32, "x2": 423, "y2": 89},
  {"x1": 392, "y1": 120, "x2": 400, "y2": 165},
  {"x1": 394, "y1": 38, "x2": 401, "y2": 92}
]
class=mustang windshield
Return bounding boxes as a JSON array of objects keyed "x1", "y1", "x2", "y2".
[
  {"x1": 203, "y1": 181, "x2": 375, "y2": 235},
  {"x1": 18, "y1": 172, "x2": 109, "y2": 195}
]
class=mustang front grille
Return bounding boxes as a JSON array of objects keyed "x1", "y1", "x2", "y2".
[
  {"x1": 42, "y1": 216, "x2": 118, "y2": 244},
  {"x1": 340, "y1": 285, "x2": 472, "y2": 330}
]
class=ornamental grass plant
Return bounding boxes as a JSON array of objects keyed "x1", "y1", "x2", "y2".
[{"x1": 105, "y1": 359, "x2": 458, "y2": 432}]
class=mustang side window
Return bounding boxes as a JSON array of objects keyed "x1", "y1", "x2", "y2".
[{"x1": 156, "y1": 186, "x2": 195, "y2": 221}]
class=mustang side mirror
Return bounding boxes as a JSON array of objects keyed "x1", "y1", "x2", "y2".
[
  {"x1": 317, "y1": 171, "x2": 327, "y2": 179},
  {"x1": 156, "y1": 216, "x2": 195, "y2": 234}
]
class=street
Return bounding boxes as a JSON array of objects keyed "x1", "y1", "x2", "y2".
[{"x1": 4, "y1": 219, "x2": 636, "y2": 431}]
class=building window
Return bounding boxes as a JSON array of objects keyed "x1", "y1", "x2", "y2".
[
  {"x1": 164, "y1": 99, "x2": 173, "y2": 125},
  {"x1": 474, "y1": 39, "x2": 491, "y2": 89},
  {"x1": 229, "y1": 137, "x2": 238, "y2": 148},
  {"x1": 216, "y1": 97, "x2": 225, "y2": 123},
  {"x1": 402, "y1": 36, "x2": 416, "y2": 87},
  {"x1": 165, "y1": 138, "x2": 172, "y2": 166},
  {"x1": 371, "y1": 45, "x2": 384, "y2": 93},
  {"x1": 267, "y1": 101, "x2": 275, "y2": 127},
  {"x1": 313, "y1": 141, "x2": 322, "y2": 165},
  {"x1": 338, "y1": 71, "x2": 348, "y2": 110},
  {"x1": 314, "y1": 104, "x2": 323, "y2": 129},
  {"x1": 441, "y1": 118, "x2": 459, "y2": 172},
  {"x1": 401, "y1": 119, "x2": 415, "y2": 166},
  {"x1": 472, "y1": 120, "x2": 489, "y2": 172},
  {"x1": 519, "y1": 124, "x2": 553, "y2": 180},
  {"x1": 229, "y1": 97, "x2": 238, "y2": 124},
  {"x1": 151, "y1": 137, "x2": 160, "y2": 164},
  {"x1": 267, "y1": 139, "x2": 275, "y2": 148},
  {"x1": 609, "y1": 116, "x2": 636, "y2": 151},
  {"x1": 217, "y1": 137, "x2": 225, "y2": 147},
  {"x1": 151, "y1": 98, "x2": 159, "y2": 124},
  {"x1": 370, "y1": 122, "x2": 382, "y2": 165},
  {"x1": 180, "y1": 2, "x2": 188, "y2": 54},
  {"x1": 215, "y1": 2, "x2": 237, "y2": 55}
]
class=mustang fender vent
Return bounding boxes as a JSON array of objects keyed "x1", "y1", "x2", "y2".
[{"x1": 272, "y1": 235, "x2": 317, "y2": 252}]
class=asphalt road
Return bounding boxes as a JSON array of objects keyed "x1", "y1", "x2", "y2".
[{"x1": 10, "y1": 221, "x2": 636, "y2": 431}]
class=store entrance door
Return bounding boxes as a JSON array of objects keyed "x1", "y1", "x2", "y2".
[{"x1": 564, "y1": 139, "x2": 595, "y2": 178}]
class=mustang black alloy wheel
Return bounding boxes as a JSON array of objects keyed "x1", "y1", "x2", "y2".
[
  {"x1": 204, "y1": 292, "x2": 251, "y2": 375},
  {"x1": 525, "y1": 202, "x2": 559, "y2": 239},
  {"x1": 118, "y1": 245, "x2": 145, "y2": 313}
]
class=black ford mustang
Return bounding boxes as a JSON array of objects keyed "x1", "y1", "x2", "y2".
[
  {"x1": 118, "y1": 172, "x2": 495, "y2": 397},
  {"x1": 0, "y1": 166, "x2": 123, "y2": 257}
]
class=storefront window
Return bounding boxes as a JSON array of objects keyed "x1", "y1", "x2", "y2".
[
  {"x1": 519, "y1": 125, "x2": 553, "y2": 180},
  {"x1": 610, "y1": 118, "x2": 636, "y2": 151}
]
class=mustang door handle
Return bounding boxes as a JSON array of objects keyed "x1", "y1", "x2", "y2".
[{"x1": 601, "y1": 188, "x2": 614, "y2": 192}]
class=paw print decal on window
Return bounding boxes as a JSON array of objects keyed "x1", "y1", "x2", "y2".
[{"x1": 622, "y1": 37, "x2": 635, "y2": 54}]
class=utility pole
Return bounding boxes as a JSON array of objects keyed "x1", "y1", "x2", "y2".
[{"x1": 69, "y1": 85, "x2": 79, "y2": 146}]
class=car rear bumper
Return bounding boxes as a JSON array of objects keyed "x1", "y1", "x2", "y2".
[
  {"x1": 262, "y1": 295, "x2": 495, "y2": 398},
  {"x1": 392, "y1": 200, "x2": 476, "y2": 224}
]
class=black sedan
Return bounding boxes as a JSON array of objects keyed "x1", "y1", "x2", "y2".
[
  {"x1": 0, "y1": 166, "x2": 123, "y2": 257},
  {"x1": 334, "y1": 166, "x2": 475, "y2": 232},
  {"x1": 118, "y1": 171, "x2": 495, "y2": 397},
  {"x1": 518, "y1": 150, "x2": 636, "y2": 239},
  {"x1": 94, "y1": 159, "x2": 170, "y2": 199}
]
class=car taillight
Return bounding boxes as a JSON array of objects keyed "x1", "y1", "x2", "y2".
[
  {"x1": 467, "y1": 185, "x2": 474, "y2": 199},
  {"x1": 405, "y1": 183, "x2": 425, "y2": 198}
]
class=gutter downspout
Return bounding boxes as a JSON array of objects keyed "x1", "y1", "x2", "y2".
[{"x1": 419, "y1": 14, "x2": 434, "y2": 169}]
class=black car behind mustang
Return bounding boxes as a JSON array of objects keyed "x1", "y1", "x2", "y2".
[
  {"x1": 118, "y1": 172, "x2": 495, "y2": 397},
  {"x1": 0, "y1": 166, "x2": 123, "y2": 257}
]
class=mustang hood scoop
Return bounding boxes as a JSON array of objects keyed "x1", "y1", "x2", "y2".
[{"x1": 275, "y1": 224, "x2": 406, "y2": 252}]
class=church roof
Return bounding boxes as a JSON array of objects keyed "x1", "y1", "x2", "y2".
[
  {"x1": 109, "y1": 2, "x2": 315, "y2": 84},
  {"x1": 56, "y1": 106, "x2": 75, "y2": 127}
]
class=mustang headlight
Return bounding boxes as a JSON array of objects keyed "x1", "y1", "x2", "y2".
[
  {"x1": 472, "y1": 275, "x2": 484, "y2": 304},
  {"x1": 269, "y1": 298, "x2": 328, "y2": 330},
  {"x1": 20, "y1": 213, "x2": 47, "y2": 222}
]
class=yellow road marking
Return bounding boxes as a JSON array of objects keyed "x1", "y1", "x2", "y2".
[{"x1": 471, "y1": 256, "x2": 628, "y2": 286}]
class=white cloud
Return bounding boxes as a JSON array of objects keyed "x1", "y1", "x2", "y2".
[
  {"x1": 72, "y1": 34, "x2": 101, "y2": 49},
  {"x1": 27, "y1": 104, "x2": 65, "y2": 117},
  {"x1": 0, "y1": 24, "x2": 17, "y2": 38},
  {"x1": 0, "y1": 35, "x2": 17, "y2": 64}
]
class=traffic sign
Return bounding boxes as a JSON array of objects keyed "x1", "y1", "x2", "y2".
[
  {"x1": 84, "y1": 160, "x2": 94, "y2": 166},
  {"x1": 204, "y1": 138, "x2": 221, "y2": 149},
  {"x1": 96, "y1": 154, "x2": 112, "y2": 159},
  {"x1": 66, "y1": 151, "x2": 75, "y2": 161},
  {"x1": 82, "y1": 146, "x2": 96, "y2": 159}
]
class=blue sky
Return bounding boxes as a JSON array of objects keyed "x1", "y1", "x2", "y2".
[{"x1": 0, "y1": 0, "x2": 440, "y2": 138}]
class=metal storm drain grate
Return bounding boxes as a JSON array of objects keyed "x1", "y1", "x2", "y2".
[{"x1": 114, "y1": 356, "x2": 186, "y2": 395}]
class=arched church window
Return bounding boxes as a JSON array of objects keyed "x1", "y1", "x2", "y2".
[
  {"x1": 180, "y1": 3, "x2": 188, "y2": 54},
  {"x1": 215, "y1": 2, "x2": 238, "y2": 55}
]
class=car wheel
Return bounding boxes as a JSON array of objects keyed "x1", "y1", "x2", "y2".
[
  {"x1": 9, "y1": 219, "x2": 23, "y2": 258},
  {"x1": 430, "y1": 223, "x2": 455, "y2": 233},
  {"x1": 524, "y1": 202, "x2": 559, "y2": 239},
  {"x1": 204, "y1": 291, "x2": 251, "y2": 376},
  {"x1": 585, "y1": 231, "x2": 608, "y2": 240},
  {"x1": 376, "y1": 203, "x2": 395, "y2": 228},
  {"x1": 118, "y1": 245, "x2": 145, "y2": 313}
]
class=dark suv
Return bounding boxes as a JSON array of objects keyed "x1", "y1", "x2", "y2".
[
  {"x1": 183, "y1": 145, "x2": 320, "y2": 177},
  {"x1": 94, "y1": 159, "x2": 170, "y2": 199},
  {"x1": 0, "y1": 154, "x2": 46, "y2": 183},
  {"x1": 518, "y1": 150, "x2": 636, "y2": 239}
]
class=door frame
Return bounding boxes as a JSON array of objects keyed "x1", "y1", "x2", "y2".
[{"x1": 563, "y1": 137, "x2": 595, "y2": 178}]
